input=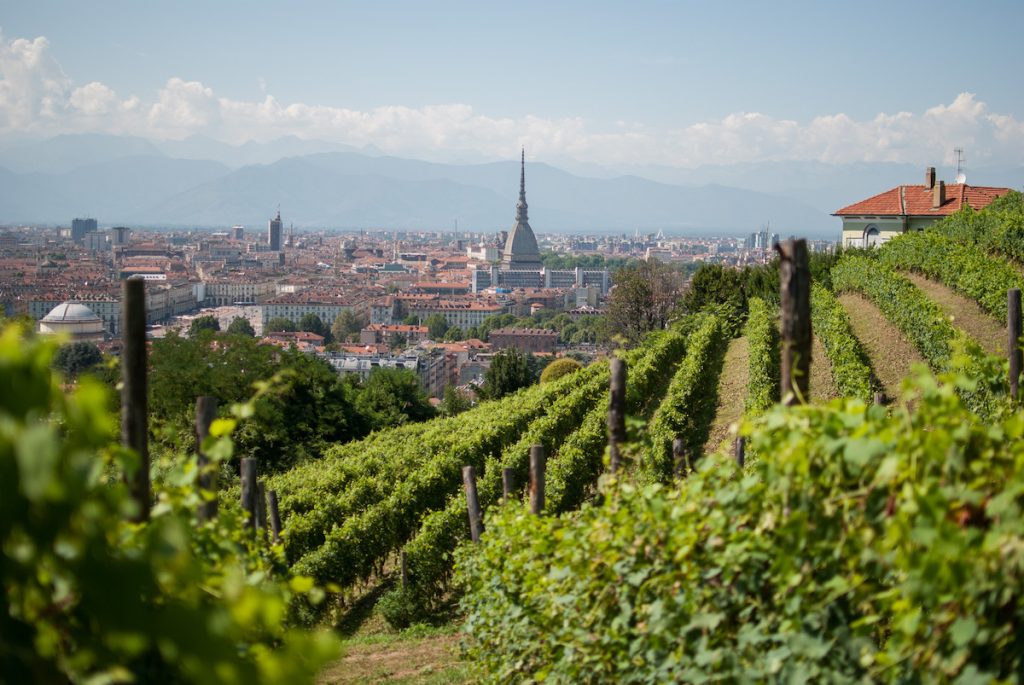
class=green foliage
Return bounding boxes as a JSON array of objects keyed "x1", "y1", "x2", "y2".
[
  {"x1": 0, "y1": 325, "x2": 339, "y2": 683},
  {"x1": 423, "y1": 313, "x2": 449, "y2": 340},
  {"x1": 744, "y1": 297, "x2": 780, "y2": 414},
  {"x1": 332, "y1": 309, "x2": 368, "y2": 343},
  {"x1": 645, "y1": 313, "x2": 728, "y2": 480},
  {"x1": 539, "y1": 357, "x2": 582, "y2": 383},
  {"x1": 226, "y1": 315, "x2": 256, "y2": 337},
  {"x1": 811, "y1": 283, "x2": 876, "y2": 402},
  {"x1": 355, "y1": 367, "x2": 435, "y2": 429},
  {"x1": 605, "y1": 259, "x2": 684, "y2": 345},
  {"x1": 478, "y1": 348, "x2": 533, "y2": 400},
  {"x1": 51, "y1": 340, "x2": 103, "y2": 379},
  {"x1": 456, "y1": 370, "x2": 1024, "y2": 683},
  {"x1": 932, "y1": 190, "x2": 1024, "y2": 262},
  {"x1": 879, "y1": 228, "x2": 1022, "y2": 322},
  {"x1": 188, "y1": 314, "x2": 220, "y2": 336},
  {"x1": 442, "y1": 325, "x2": 464, "y2": 342},
  {"x1": 298, "y1": 313, "x2": 328, "y2": 340},
  {"x1": 439, "y1": 384, "x2": 472, "y2": 417},
  {"x1": 265, "y1": 316, "x2": 296, "y2": 333},
  {"x1": 683, "y1": 263, "x2": 778, "y2": 314},
  {"x1": 540, "y1": 251, "x2": 631, "y2": 271}
]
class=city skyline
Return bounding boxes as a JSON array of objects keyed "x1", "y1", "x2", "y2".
[{"x1": 1, "y1": 1, "x2": 1023, "y2": 168}]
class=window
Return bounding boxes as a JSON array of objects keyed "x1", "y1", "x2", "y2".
[{"x1": 864, "y1": 225, "x2": 881, "y2": 247}]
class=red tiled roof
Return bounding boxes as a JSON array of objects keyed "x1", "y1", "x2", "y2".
[{"x1": 834, "y1": 184, "x2": 1011, "y2": 217}]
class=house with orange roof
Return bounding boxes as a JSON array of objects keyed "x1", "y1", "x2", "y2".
[{"x1": 834, "y1": 166, "x2": 1011, "y2": 248}]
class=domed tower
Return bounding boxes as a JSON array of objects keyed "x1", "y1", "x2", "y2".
[
  {"x1": 38, "y1": 302, "x2": 106, "y2": 342},
  {"x1": 502, "y1": 149, "x2": 542, "y2": 269}
]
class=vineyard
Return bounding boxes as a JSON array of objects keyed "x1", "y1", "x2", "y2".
[{"x1": 6, "y1": 190, "x2": 1024, "y2": 683}]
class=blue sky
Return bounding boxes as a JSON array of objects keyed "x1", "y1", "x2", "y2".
[{"x1": 1, "y1": 0, "x2": 1022, "y2": 166}]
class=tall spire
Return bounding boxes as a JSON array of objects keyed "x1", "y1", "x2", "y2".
[{"x1": 516, "y1": 147, "x2": 528, "y2": 223}]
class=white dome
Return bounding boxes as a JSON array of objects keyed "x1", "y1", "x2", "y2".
[{"x1": 42, "y1": 302, "x2": 102, "y2": 323}]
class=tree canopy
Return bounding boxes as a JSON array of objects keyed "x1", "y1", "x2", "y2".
[
  {"x1": 52, "y1": 341, "x2": 103, "y2": 379},
  {"x1": 188, "y1": 314, "x2": 220, "y2": 336},
  {"x1": 478, "y1": 348, "x2": 534, "y2": 400},
  {"x1": 226, "y1": 316, "x2": 255, "y2": 337},
  {"x1": 605, "y1": 259, "x2": 684, "y2": 345}
]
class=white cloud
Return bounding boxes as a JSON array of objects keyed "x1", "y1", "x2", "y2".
[{"x1": 1, "y1": 30, "x2": 1022, "y2": 168}]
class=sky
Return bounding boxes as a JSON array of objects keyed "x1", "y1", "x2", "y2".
[{"x1": 1, "y1": 0, "x2": 1022, "y2": 168}]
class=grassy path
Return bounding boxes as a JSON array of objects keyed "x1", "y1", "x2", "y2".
[
  {"x1": 809, "y1": 334, "x2": 839, "y2": 401},
  {"x1": 320, "y1": 629, "x2": 466, "y2": 685},
  {"x1": 702, "y1": 336, "x2": 749, "y2": 455},
  {"x1": 838, "y1": 293, "x2": 924, "y2": 399},
  {"x1": 901, "y1": 272, "x2": 1005, "y2": 356}
]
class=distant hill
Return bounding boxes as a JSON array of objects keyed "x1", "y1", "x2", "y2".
[{"x1": 0, "y1": 134, "x2": 842, "y2": 236}]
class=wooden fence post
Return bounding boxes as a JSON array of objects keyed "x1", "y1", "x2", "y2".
[
  {"x1": 608, "y1": 358, "x2": 626, "y2": 473},
  {"x1": 779, "y1": 239, "x2": 811, "y2": 406},
  {"x1": 873, "y1": 391, "x2": 886, "y2": 406},
  {"x1": 195, "y1": 396, "x2": 218, "y2": 521},
  {"x1": 672, "y1": 437, "x2": 687, "y2": 476},
  {"x1": 267, "y1": 489, "x2": 282, "y2": 543},
  {"x1": 734, "y1": 437, "x2": 746, "y2": 469},
  {"x1": 240, "y1": 457, "x2": 258, "y2": 531},
  {"x1": 529, "y1": 444, "x2": 546, "y2": 515},
  {"x1": 256, "y1": 481, "x2": 268, "y2": 535},
  {"x1": 462, "y1": 465, "x2": 483, "y2": 543},
  {"x1": 121, "y1": 277, "x2": 149, "y2": 522},
  {"x1": 501, "y1": 467, "x2": 514, "y2": 501},
  {"x1": 1010, "y1": 288, "x2": 1022, "y2": 400}
]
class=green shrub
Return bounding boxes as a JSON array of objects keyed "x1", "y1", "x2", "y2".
[
  {"x1": 744, "y1": 297, "x2": 779, "y2": 413},
  {"x1": 540, "y1": 357, "x2": 583, "y2": 383},
  {"x1": 811, "y1": 283, "x2": 876, "y2": 402}
]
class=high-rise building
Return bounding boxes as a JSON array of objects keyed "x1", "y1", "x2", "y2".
[
  {"x1": 502, "y1": 150, "x2": 542, "y2": 270},
  {"x1": 232, "y1": 225, "x2": 244, "y2": 241},
  {"x1": 111, "y1": 226, "x2": 130, "y2": 246},
  {"x1": 71, "y1": 218, "x2": 97, "y2": 244},
  {"x1": 268, "y1": 210, "x2": 282, "y2": 251}
]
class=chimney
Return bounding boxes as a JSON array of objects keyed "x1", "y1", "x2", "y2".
[
  {"x1": 933, "y1": 180, "x2": 945, "y2": 209},
  {"x1": 925, "y1": 167, "x2": 936, "y2": 190}
]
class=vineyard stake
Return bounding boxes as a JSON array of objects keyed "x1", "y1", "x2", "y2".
[
  {"x1": 256, "y1": 481, "x2": 268, "y2": 537},
  {"x1": 195, "y1": 396, "x2": 218, "y2": 521},
  {"x1": 240, "y1": 458, "x2": 258, "y2": 532},
  {"x1": 462, "y1": 465, "x2": 483, "y2": 543},
  {"x1": 873, "y1": 391, "x2": 886, "y2": 406},
  {"x1": 608, "y1": 358, "x2": 627, "y2": 473},
  {"x1": 267, "y1": 489, "x2": 282, "y2": 543},
  {"x1": 501, "y1": 467, "x2": 514, "y2": 501},
  {"x1": 400, "y1": 551, "x2": 409, "y2": 590},
  {"x1": 529, "y1": 444, "x2": 546, "y2": 515},
  {"x1": 778, "y1": 239, "x2": 811, "y2": 406},
  {"x1": 1010, "y1": 288, "x2": 1022, "y2": 400},
  {"x1": 121, "y1": 277, "x2": 150, "y2": 522},
  {"x1": 735, "y1": 436, "x2": 746, "y2": 469},
  {"x1": 672, "y1": 437, "x2": 687, "y2": 476}
]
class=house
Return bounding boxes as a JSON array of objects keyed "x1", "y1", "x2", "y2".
[{"x1": 834, "y1": 167, "x2": 1012, "y2": 248}]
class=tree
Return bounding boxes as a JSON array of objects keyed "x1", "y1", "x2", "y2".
[
  {"x1": 605, "y1": 260, "x2": 684, "y2": 345},
  {"x1": 355, "y1": 368, "x2": 435, "y2": 428},
  {"x1": 332, "y1": 309, "x2": 367, "y2": 343},
  {"x1": 424, "y1": 313, "x2": 449, "y2": 340},
  {"x1": 402, "y1": 314, "x2": 420, "y2": 326},
  {"x1": 52, "y1": 341, "x2": 103, "y2": 379},
  {"x1": 226, "y1": 316, "x2": 255, "y2": 337},
  {"x1": 298, "y1": 313, "x2": 328, "y2": 340},
  {"x1": 539, "y1": 357, "x2": 582, "y2": 383},
  {"x1": 439, "y1": 384, "x2": 472, "y2": 416},
  {"x1": 189, "y1": 314, "x2": 220, "y2": 337},
  {"x1": 389, "y1": 332, "x2": 408, "y2": 352},
  {"x1": 479, "y1": 348, "x2": 533, "y2": 400},
  {"x1": 443, "y1": 326, "x2": 464, "y2": 342},
  {"x1": 265, "y1": 317, "x2": 296, "y2": 332}
]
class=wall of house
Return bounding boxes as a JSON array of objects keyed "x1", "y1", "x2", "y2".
[{"x1": 840, "y1": 216, "x2": 943, "y2": 248}]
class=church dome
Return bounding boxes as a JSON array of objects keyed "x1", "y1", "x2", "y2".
[
  {"x1": 39, "y1": 302, "x2": 105, "y2": 341},
  {"x1": 502, "y1": 149, "x2": 542, "y2": 269}
]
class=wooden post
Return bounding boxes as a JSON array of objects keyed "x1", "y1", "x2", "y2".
[
  {"x1": 779, "y1": 239, "x2": 811, "y2": 406},
  {"x1": 195, "y1": 396, "x2": 218, "y2": 521},
  {"x1": 608, "y1": 358, "x2": 626, "y2": 473},
  {"x1": 529, "y1": 444, "x2": 546, "y2": 515},
  {"x1": 462, "y1": 465, "x2": 483, "y2": 543},
  {"x1": 501, "y1": 467, "x2": 514, "y2": 501},
  {"x1": 672, "y1": 437, "x2": 687, "y2": 476},
  {"x1": 1010, "y1": 288, "x2": 1022, "y2": 400},
  {"x1": 400, "y1": 551, "x2": 409, "y2": 590},
  {"x1": 121, "y1": 277, "x2": 150, "y2": 522},
  {"x1": 735, "y1": 437, "x2": 746, "y2": 469},
  {"x1": 256, "y1": 481, "x2": 268, "y2": 535},
  {"x1": 873, "y1": 391, "x2": 886, "y2": 406},
  {"x1": 267, "y1": 489, "x2": 282, "y2": 543},
  {"x1": 240, "y1": 457, "x2": 258, "y2": 531}
]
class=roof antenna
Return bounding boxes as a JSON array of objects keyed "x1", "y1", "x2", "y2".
[{"x1": 953, "y1": 147, "x2": 966, "y2": 184}]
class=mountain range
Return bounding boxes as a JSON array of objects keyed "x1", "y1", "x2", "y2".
[{"x1": 1, "y1": 134, "x2": 1019, "y2": 238}]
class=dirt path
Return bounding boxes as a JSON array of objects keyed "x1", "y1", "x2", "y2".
[
  {"x1": 838, "y1": 293, "x2": 924, "y2": 399},
  {"x1": 320, "y1": 632, "x2": 464, "y2": 685},
  {"x1": 809, "y1": 334, "x2": 839, "y2": 401},
  {"x1": 901, "y1": 272, "x2": 1005, "y2": 356},
  {"x1": 703, "y1": 336, "x2": 749, "y2": 455}
]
